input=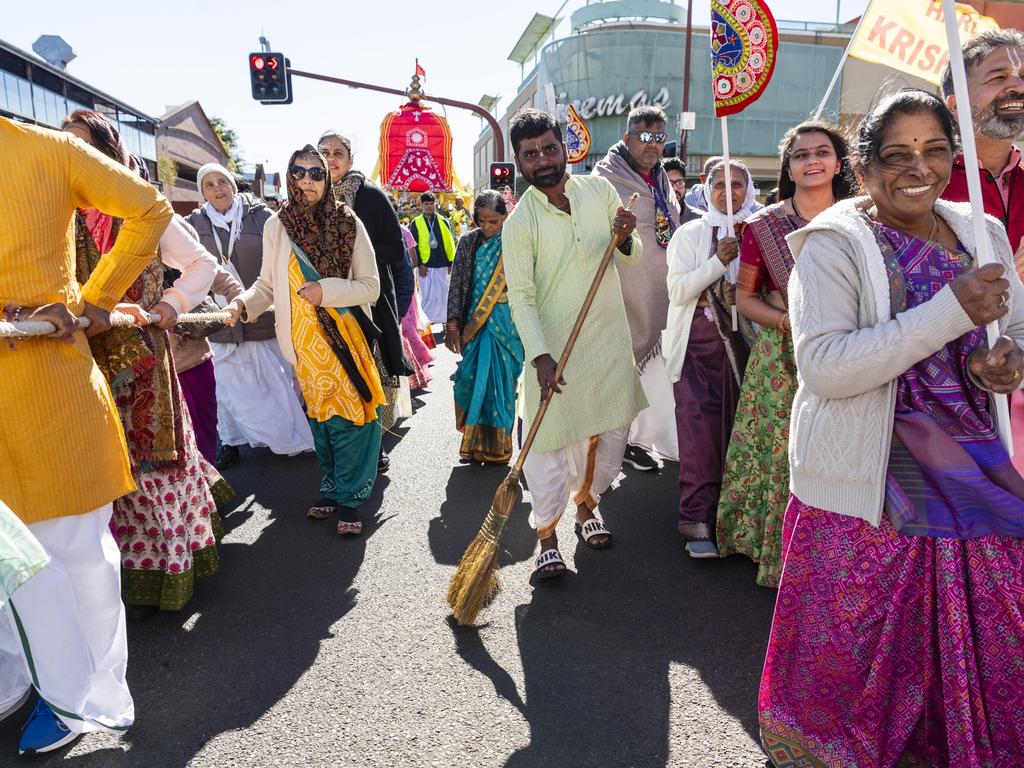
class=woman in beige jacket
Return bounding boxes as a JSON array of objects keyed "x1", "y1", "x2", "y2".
[
  {"x1": 226, "y1": 146, "x2": 384, "y2": 536},
  {"x1": 759, "y1": 90, "x2": 1024, "y2": 768}
]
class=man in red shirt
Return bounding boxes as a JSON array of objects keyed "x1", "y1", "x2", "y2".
[
  {"x1": 942, "y1": 29, "x2": 1024, "y2": 472},
  {"x1": 941, "y1": 29, "x2": 1024, "y2": 263}
]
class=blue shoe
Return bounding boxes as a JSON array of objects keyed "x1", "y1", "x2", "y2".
[
  {"x1": 19, "y1": 699, "x2": 80, "y2": 755},
  {"x1": 685, "y1": 540, "x2": 719, "y2": 559}
]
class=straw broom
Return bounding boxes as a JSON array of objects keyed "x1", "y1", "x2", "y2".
[{"x1": 447, "y1": 192, "x2": 640, "y2": 626}]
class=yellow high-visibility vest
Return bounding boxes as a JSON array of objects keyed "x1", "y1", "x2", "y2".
[{"x1": 411, "y1": 214, "x2": 455, "y2": 264}]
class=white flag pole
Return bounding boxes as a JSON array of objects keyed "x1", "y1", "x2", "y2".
[
  {"x1": 812, "y1": 0, "x2": 872, "y2": 121},
  {"x1": 941, "y1": 0, "x2": 1014, "y2": 455},
  {"x1": 721, "y1": 116, "x2": 739, "y2": 331}
]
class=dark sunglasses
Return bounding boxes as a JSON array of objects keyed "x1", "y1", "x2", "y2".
[
  {"x1": 629, "y1": 131, "x2": 667, "y2": 143},
  {"x1": 289, "y1": 165, "x2": 327, "y2": 181}
]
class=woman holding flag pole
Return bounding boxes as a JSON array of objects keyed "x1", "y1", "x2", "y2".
[{"x1": 757, "y1": 1, "x2": 1024, "y2": 751}]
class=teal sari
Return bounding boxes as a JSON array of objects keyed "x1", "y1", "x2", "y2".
[{"x1": 453, "y1": 233, "x2": 524, "y2": 462}]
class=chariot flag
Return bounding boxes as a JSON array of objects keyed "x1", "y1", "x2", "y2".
[
  {"x1": 565, "y1": 104, "x2": 592, "y2": 164},
  {"x1": 711, "y1": 0, "x2": 780, "y2": 117},
  {"x1": 848, "y1": 0, "x2": 999, "y2": 87}
]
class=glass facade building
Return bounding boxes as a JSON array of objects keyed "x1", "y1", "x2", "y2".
[{"x1": 0, "y1": 40, "x2": 157, "y2": 173}]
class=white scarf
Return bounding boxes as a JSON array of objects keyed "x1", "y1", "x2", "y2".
[
  {"x1": 701, "y1": 173, "x2": 759, "y2": 241},
  {"x1": 702, "y1": 173, "x2": 759, "y2": 283},
  {"x1": 202, "y1": 196, "x2": 244, "y2": 244}
]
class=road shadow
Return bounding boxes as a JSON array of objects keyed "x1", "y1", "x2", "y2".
[
  {"x1": 427, "y1": 464, "x2": 537, "y2": 569},
  {"x1": 505, "y1": 466, "x2": 776, "y2": 767},
  {"x1": 0, "y1": 448, "x2": 385, "y2": 766}
]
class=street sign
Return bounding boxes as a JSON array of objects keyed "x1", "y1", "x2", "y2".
[{"x1": 249, "y1": 52, "x2": 291, "y2": 104}]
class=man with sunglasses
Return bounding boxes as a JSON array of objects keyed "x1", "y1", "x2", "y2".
[{"x1": 594, "y1": 106, "x2": 682, "y2": 472}]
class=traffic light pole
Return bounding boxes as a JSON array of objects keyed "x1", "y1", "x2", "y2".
[{"x1": 287, "y1": 67, "x2": 505, "y2": 162}]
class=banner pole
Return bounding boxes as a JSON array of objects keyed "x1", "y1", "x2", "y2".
[
  {"x1": 940, "y1": 0, "x2": 1014, "y2": 454},
  {"x1": 811, "y1": 0, "x2": 871, "y2": 121},
  {"x1": 721, "y1": 116, "x2": 739, "y2": 331}
]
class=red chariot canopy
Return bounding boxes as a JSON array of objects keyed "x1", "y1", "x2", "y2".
[{"x1": 378, "y1": 101, "x2": 454, "y2": 193}]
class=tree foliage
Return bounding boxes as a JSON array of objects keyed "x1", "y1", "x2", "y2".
[{"x1": 210, "y1": 116, "x2": 244, "y2": 172}]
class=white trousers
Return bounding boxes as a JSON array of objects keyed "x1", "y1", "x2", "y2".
[
  {"x1": 628, "y1": 353, "x2": 679, "y2": 461},
  {"x1": 211, "y1": 338, "x2": 314, "y2": 456},
  {"x1": 419, "y1": 267, "x2": 451, "y2": 325},
  {"x1": 0, "y1": 505, "x2": 133, "y2": 734},
  {"x1": 523, "y1": 426, "x2": 629, "y2": 539}
]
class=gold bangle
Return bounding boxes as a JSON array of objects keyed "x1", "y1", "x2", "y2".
[{"x1": 775, "y1": 312, "x2": 789, "y2": 332}]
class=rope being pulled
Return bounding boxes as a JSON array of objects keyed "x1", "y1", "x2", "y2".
[{"x1": 0, "y1": 311, "x2": 232, "y2": 339}]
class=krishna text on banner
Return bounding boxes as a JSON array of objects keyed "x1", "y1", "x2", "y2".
[{"x1": 848, "y1": 0, "x2": 1000, "y2": 86}]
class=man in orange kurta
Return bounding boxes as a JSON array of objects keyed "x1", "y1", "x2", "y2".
[{"x1": 0, "y1": 117, "x2": 171, "y2": 755}]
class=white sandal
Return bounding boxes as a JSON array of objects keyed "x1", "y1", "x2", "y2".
[
  {"x1": 575, "y1": 517, "x2": 612, "y2": 549},
  {"x1": 534, "y1": 548, "x2": 567, "y2": 580}
]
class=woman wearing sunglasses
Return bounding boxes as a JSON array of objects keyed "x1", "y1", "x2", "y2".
[{"x1": 225, "y1": 146, "x2": 385, "y2": 535}]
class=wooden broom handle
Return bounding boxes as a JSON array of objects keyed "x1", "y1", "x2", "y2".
[{"x1": 511, "y1": 192, "x2": 640, "y2": 476}]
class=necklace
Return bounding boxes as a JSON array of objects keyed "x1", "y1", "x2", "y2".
[
  {"x1": 869, "y1": 206, "x2": 940, "y2": 243},
  {"x1": 791, "y1": 193, "x2": 835, "y2": 221},
  {"x1": 553, "y1": 196, "x2": 571, "y2": 213}
]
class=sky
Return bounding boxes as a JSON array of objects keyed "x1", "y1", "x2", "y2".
[{"x1": 6, "y1": 0, "x2": 868, "y2": 185}]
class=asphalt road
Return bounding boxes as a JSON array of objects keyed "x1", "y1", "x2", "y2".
[{"x1": 1, "y1": 345, "x2": 777, "y2": 767}]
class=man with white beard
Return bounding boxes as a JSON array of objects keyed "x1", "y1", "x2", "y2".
[
  {"x1": 942, "y1": 29, "x2": 1024, "y2": 258},
  {"x1": 942, "y1": 29, "x2": 1024, "y2": 473}
]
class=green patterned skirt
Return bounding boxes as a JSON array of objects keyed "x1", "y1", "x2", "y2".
[{"x1": 716, "y1": 328, "x2": 797, "y2": 587}]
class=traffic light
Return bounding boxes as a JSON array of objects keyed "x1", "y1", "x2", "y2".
[
  {"x1": 248, "y1": 52, "x2": 291, "y2": 104},
  {"x1": 489, "y1": 162, "x2": 515, "y2": 191}
]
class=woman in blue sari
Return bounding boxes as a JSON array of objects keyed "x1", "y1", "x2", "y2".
[{"x1": 445, "y1": 191, "x2": 524, "y2": 463}]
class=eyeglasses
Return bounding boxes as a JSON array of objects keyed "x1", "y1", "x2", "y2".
[
  {"x1": 318, "y1": 147, "x2": 349, "y2": 160},
  {"x1": 669, "y1": 178, "x2": 687, "y2": 187},
  {"x1": 629, "y1": 131, "x2": 667, "y2": 144},
  {"x1": 289, "y1": 165, "x2": 327, "y2": 182}
]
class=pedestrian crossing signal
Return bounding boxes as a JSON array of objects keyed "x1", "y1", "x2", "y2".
[
  {"x1": 489, "y1": 162, "x2": 515, "y2": 191},
  {"x1": 249, "y1": 52, "x2": 291, "y2": 104}
]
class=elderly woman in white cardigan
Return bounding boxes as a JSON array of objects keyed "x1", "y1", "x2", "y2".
[
  {"x1": 759, "y1": 91, "x2": 1024, "y2": 767},
  {"x1": 665, "y1": 159, "x2": 758, "y2": 559}
]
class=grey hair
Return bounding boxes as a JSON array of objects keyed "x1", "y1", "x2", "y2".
[
  {"x1": 705, "y1": 159, "x2": 751, "y2": 185},
  {"x1": 627, "y1": 105, "x2": 668, "y2": 131},
  {"x1": 940, "y1": 29, "x2": 1024, "y2": 98}
]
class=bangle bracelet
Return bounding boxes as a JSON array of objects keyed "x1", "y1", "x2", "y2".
[{"x1": 775, "y1": 312, "x2": 789, "y2": 332}]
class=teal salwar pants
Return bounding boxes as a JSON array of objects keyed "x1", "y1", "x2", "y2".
[{"x1": 308, "y1": 412, "x2": 382, "y2": 520}]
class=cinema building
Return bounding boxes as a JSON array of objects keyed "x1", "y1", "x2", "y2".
[{"x1": 473, "y1": 0, "x2": 1023, "y2": 193}]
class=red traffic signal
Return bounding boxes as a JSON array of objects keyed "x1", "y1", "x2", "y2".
[
  {"x1": 249, "y1": 52, "x2": 290, "y2": 104},
  {"x1": 489, "y1": 162, "x2": 515, "y2": 191}
]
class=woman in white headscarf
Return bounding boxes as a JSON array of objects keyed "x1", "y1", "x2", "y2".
[
  {"x1": 665, "y1": 159, "x2": 758, "y2": 559},
  {"x1": 715, "y1": 121, "x2": 857, "y2": 586},
  {"x1": 186, "y1": 163, "x2": 314, "y2": 468}
]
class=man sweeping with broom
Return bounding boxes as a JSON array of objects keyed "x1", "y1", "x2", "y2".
[{"x1": 502, "y1": 108, "x2": 645, "y2": 579}]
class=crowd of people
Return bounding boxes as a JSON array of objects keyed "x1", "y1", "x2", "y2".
[{"x1": 1, "y1": 27, "x2": 1024, "y2": 766}]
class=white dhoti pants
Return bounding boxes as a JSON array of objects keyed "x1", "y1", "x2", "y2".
[
  {"x1": 523, "y1": 425, "x2": 629, "y2": 540},
  {"x1": 419, "y1": 267, "x2": 450, "y2": 325},
  {"x1": 0, "y1": 505, "x2": 133, "y2": 734},
  {"x1": 211, "y1": 338, "x2": 314, "y2": 456},
  {"x1": 628, "y1": 354, "x2": 679, "y2": 461}
]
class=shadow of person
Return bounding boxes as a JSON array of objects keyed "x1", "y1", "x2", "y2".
[
  {"x1": 0, "y1": 449, "x2": 385, "y2": 766},
  {"x1": 428, "y1": 465, "x2": 537, "y2": 569},
  {"x1": 503, "y1": 471, "x2": 777, "y2": 767}
]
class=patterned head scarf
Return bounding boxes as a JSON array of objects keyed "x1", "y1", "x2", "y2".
[{"x1": 277, "y1": 145, "x2": 357, "y2": 279}]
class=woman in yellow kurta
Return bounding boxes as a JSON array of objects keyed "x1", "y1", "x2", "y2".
[
  {"x1": 0, "y1": 116, "x2": 171, "y2": 754},
  {"x1": 227, "y1": 146, "x2": 384, "y2": 536}
]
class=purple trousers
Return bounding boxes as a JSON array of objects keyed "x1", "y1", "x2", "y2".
[
  {"x1": 178, "y1": 358, "x2": 218, "y2": 465},
  {"x1": 673, "y1": 312, "x2": 741, "y2": 541}
]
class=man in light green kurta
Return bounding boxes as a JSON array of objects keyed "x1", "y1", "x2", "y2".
[{"x1": 502, "y1": 109, "x2": 647, "y2": 578}]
